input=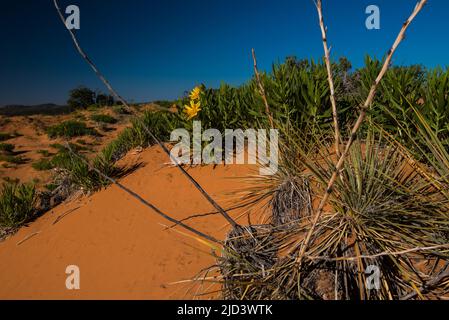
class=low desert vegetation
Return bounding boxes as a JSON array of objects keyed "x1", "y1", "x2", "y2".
[
  {"x1": 46, "y1": 120, "x2": 98, "y2": 139},
  {"x1": 0, "y1": 182, "x2": 36, "y2": 229},
  {"x1": 0, "y1": 155, "x2": 27, "y2": 165},
  {"x1": 32, "y1": 158, "x2": 54, "y2": 171},
  {"x1": 37, "y1": 149, "x2": 52, "y2": 157},
  {"x1": 0, "y1": 133, "x2": 14, "y2": 142},
  {"x1": 112, "y1": 105, "x2": 130, "y2": 115},
  {"x1": 0, "y1": 143, "x2": 15, "y2": 153},
  {"x1": 90, "y1": 114, "x2": 117, "y2": 124},
  {"x1": 4, "y1": 0, "x2": 445, "y2": 300}
]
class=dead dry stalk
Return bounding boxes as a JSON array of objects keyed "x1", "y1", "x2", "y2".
[
  {"x1": 315, "y1": 0, "x2": 341, "y2": 157},
  {"x1": 53, "y1": 0, "x2": 239, "y2": 230},
  {"x1": 295, "y1": 0, "x2": 428, "y2": 265},
  {"x1": 400, "y1": 265, "x2": 449, "y2": 300},
  {"x1": 252, "y1": 49, "x2": 274, "y2": 128}
]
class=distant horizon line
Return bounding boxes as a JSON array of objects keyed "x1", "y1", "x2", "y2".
[{"x1": 2, "y1": 58, "x2": 448, "y2": 108}]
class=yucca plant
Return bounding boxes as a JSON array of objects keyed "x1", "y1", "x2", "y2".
[
  {"x1": 0, "y1": 182, "x2": 37, "y2": 228},
  {"x1": 222, "y1": 128, "x2": 449, "y2": 300}
]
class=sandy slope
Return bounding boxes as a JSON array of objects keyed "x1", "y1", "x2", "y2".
[{"x1": 0, "y1": 146, "x2": 261, "y2": 299}]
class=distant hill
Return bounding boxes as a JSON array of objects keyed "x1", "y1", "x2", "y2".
[{"x1": 0, "y1": 104, "x2": 72, "y2": 116}]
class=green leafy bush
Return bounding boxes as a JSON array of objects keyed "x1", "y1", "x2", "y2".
[
  {"x1": 112, "y1": 105, "x2": 129, "y2": 115},
  {"x1": 90, "y1": 114, "x2": 117, "y2": 124},
  {"x1": 0, "y1": 183, "x2": 36, "y2": 228},
  {"x1": 0, "y1": 155, "x2": 27, "y2": 164},
  {"x1": 37, "y1": 149, "x2": 51, "y2": 157},
  {"x1": 0, "y1": 133, "x2": 14, "y2": 142},
  {"x1": 46, "y1": 121, "x2": 97, "y2": 138},
  {"x1": 32, "y1": 159, "x2": 54, "y2": 171},
  {"x1": 67, "y1": 86, "x2": 96, "y2": 109},
  {"x1": 0, "y1": 143, "x2": 15, "y2": 153}
]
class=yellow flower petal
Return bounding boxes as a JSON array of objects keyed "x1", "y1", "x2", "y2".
[{"x1": 189, "y1": 87, "x2": 202, "y2": 101}]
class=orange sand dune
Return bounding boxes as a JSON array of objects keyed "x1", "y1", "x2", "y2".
[{"x1": 0, "y1": 146, "x2": 261, "y2": 300}]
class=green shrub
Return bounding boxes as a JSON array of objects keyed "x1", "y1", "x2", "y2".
[
  {"x1": 0, "y1": 155, "x2": 27, "y2": 164},
  {"x1": 45, "y1": 183, "x2": 58, "y2": 192},
  {"x1": 112, "y1": 105, "x2": 130, "y2": 115},
  {"x1": 0, "y1": 143, "x2": 15, "y2": 153},
  {"x1": 0, "y1": 183, "x2": 36, "y2": 228},
  {"x1": 90, "y1": 114, "x2": 117, "y2": 124},
  {"x1": 0, "y1": 133, "x2": 14, "y2": 142},
  {"x1": 87, "y1": 104, "x2": 100, "y2": 112},
  {"x1": 37, "y1": 149, "x2": 51, "y2": 157},
  {"x1": 46, "y1": 121, "x2": 97, "y2": 138},
  {"x1": 32, "y1": 159, "x2": 54, "y2": 171},
  {"x1": 50, "y1": 143, "x2": 90, "y2": 153},
  {"x1": 67, "y1": 86, "x2": 96, "y2": 109}
]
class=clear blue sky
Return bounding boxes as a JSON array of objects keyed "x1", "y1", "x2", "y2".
[{"x1": 0, "y1": 0, "x2": 447, "y2": 106}]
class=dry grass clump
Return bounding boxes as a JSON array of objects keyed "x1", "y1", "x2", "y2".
[
  {"x1": 270, "y1": 175, "x2": 313, "y2": 227},
  {"x1": 218, "y1": 225, "x2": 282, "y2": 300}
]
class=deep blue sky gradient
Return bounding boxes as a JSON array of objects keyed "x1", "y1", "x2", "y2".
[{"x1": 0, "y1": 0, "x2": 448, "y2": 106}]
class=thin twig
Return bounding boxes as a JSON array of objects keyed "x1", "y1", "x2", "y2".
[
  {"x1": 314, "y1": 0, "x2": 341, "y2": 157},
  {"x1": 52, "y1": 206, "x2": 81, "y2": 225},
  {"x1": 63, "y1": 143, "x2": 221, "y2": 244},
  {"x1": 400, "y1": 264, "x2": 449, "y2": 300},
  {"x1": 53, "y1": 0, "x2": 239, "y2": 229},
  {"x1": 295, "y1": 0, "x2": 428, "y2": 265},
  {"x1": 16, "y1": 232, "x2": 40, "y2": 246},
  {"x1": 252, "y1": 48, "x2": 274, "y2": 128}
]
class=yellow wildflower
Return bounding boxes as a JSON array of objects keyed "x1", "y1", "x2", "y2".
[
  {"x1": 184, "y1": 100, "x2": 201, "y2": 120},
  {"x1": 189, "y1": 86, "x2": 202, "y2": 101}
]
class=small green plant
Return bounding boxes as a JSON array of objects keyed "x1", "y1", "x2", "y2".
[
  {"x1": 44, "y1": 183, "x2": 58, "y2": 192},
  {"x1": 0, "y1": 155, "x2": 27, "y2": 164},
  {"x1": 90, "y1": 114, "x2": 117, "y2": 124},
  {"x1": 0, "y1": 143, "x2": 15, "y2": 153},
  {"x1": 37, "y1": 149, "x2": 52, "y2": 157},
  {"x1": 32, "y1": 159, "x2": 54, "y2": 171},
  {"x1": 0, "y1": 118, "x2": 11, "y2": 126},
  {"x1": 0, "y1": 133, "x2": 14, "y2": 142},
  {"x1": 112, "y1": 105, "x2": 129, "y2": 115},
  {"x1": 46, "y1": 121, "x2": 97, "y2": 139},
  {"x1": 0, "y1": 183, "x2": 36, "y2": 228},
  {"x1": 51, "y1": 150, "x2": 107, "y2": 191},
  {"x1": 87, "y1": 104, "x2": 100, "y2": 112}
]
